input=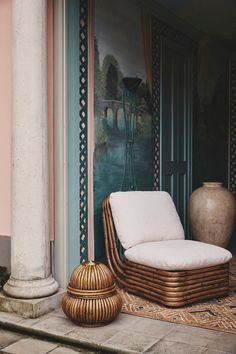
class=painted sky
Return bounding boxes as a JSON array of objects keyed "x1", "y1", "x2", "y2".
[{"x1": 94, "y1": 0, "x2": 146, "y2": 79}]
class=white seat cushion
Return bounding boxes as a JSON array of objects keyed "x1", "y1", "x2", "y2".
[
  {"x1": 110, "y1": 191, "x2": 184, "y2": 249},
  {"x1": 124, "y1": 240, "x2": 232, "y2": 270}
]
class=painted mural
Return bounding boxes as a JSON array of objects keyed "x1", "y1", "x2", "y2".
[{"x1": 94, "y1": 0, "x2": 152, "y2": 259}]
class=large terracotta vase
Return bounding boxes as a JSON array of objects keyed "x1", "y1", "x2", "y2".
[{"x1": 188, "y1": 182, "x2": 235, "y2": 248}]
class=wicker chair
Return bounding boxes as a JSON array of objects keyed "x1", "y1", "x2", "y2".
[{"x1": 102, "y1": 191, "x2": 232, "y2": 308}]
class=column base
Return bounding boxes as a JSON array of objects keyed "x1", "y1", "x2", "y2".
[
  {"x1": 3, "y1": 275, "x2": 59, "y2": 299},
  {"x1": 0, "y1": 288, "x2": 65, "y2": 318}
]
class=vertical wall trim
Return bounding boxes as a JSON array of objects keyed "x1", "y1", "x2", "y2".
[
  {"x1": 152, "y1": 17, "x2": 161, "y2": 191},
  {"x1": 88, "y1": 0, "x2": 95, "y2": 260},
  {"x1": 54, "y1": 0, "x2": 68, "y2": 287},
  {"x1": 48, "y1": 0, "x2": 55, "y2": 242},
  {"x1": 68, "y1": 0, "x2": 81, "y2": 274},
  {"x1": 229, "y1": 60, "x2": 236, "y2": 195},
  {"x1": 79, "y1": 0, "x2": 89, "y2": 263}
]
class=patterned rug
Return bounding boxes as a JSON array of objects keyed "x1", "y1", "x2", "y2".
[{"x1": 120, "y1": 257, "x2": 236, "y2": 334}]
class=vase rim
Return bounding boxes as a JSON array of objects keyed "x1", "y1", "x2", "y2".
[{"x1": 202, "y1": 182, "x2": 222, "y2": 187}]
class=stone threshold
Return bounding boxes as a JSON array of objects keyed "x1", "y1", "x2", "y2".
[
  {"x1": 0, "y1": 310, "x2": 138, "y2": 354},
  {"x1": 0, "y1": 320, "x2": 119, "y2": 354},
  {"x1": 0, "y1": 307, "x2": 236, "y2": 354}
]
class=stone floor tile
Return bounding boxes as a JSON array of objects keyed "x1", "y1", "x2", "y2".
[
  {"x1": 99, "y1": 313, "x2": 140, "y2": 329},
  {"x1": 3, "y1": 338, "x2": 57, "y2": 354},
  {"x1": 164, "y1": 324, "x2": 221, "y2": 347},
  {"x1": 32, "y1": 316, "x2": 77, "y2": 335},
  {"x1": 52, "y1": 308, "x2": 65, "y2": 318},
  {"x1": 145, "y1": 340, "x2": 206, "y2": 354},
  {"x1": 0, "y1": 313, "x2": 23, "y2": 324},
  {"x1": 0, "y1": 329, "x2": 24, "y2": 349},
  {"x1": 50, "y1": 346, "x2": 96, "y2": 354},
  {"x1": 204, "y1": 349, "x2": 234, "y2": 354},
  {"x1": 103, "y1": 330, "x2": 159, "y2": 353},
  {"x1": 67, "y1": 324, "x2": 123, "y2": 345},
  {"x1": 18, "y1": 312, "x2": 53, "y2": 327},
  {"x1": 130, "y1": 317, "x2": 174, "y2": 338},
  {"x1": 67, "y1": 313, "x2": 140, "y2": 345},
  {"x1": 206, "y1": 332, "x2": 236, "y2": 353}
]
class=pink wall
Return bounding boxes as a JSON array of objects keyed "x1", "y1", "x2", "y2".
[
  {"x1": 0, "y1": 1, "x2": 54, "y2": 239},
  {"x1": 0, "y1": 0, "x2": 11, "y2": 236}
]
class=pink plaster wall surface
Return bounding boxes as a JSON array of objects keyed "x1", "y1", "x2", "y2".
[{"x1": 0, "y1": 0, "x2": 11, "y2": 236}]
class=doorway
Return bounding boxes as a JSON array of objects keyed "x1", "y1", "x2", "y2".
[
  {"x1": 152, "y1": 18, "x2": 197, "y2": 232},
  {"x1": 160, "y1": 37, "x2": 193, "y2": 230}
]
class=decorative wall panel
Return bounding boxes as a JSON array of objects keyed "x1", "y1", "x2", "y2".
[
  {"x1": 79, "y1": 0, "x2": 89, "y2": 263},
  {"x1": 152, "y1": 19, "x2": 161, "y2": 191},
  {"x1": 93, "y1": 0, "x2": 153, "y2": 260}
]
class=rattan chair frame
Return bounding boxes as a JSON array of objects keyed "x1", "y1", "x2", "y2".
[{"x1": 102, "y1": 196, "x2": 230, "y2": 308}]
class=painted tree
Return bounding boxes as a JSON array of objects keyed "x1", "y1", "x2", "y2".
[{"x1": 94, "y1": 37, "x2": 107, "y2": 147}]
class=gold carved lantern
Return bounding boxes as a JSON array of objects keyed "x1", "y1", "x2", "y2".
[{"x1": 62, "y1": 261, "x2": 122, "y2": 327}]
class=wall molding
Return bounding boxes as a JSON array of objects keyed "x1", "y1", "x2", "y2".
[
  {"x1": 54, "y1": 0, "x2": 90, "y2": 282},
  {"x1": 152, "y1": 18, "x2": 161, "y2": 190},
  {"x1": 229, "y1": 60, "x2": 236, "y2": 195},
  {"x1": 68, "y1": 0, "x2": 82, "y2": 274},
  {"x1": 87, "y1": 0, "x2": 95, "y2": 260},
  {"x1": 79, "y1": 0, "x2": 89, "y2": 263},
  {"x1": 54, "y1": 0, "x2": 68, "y2": 287}
]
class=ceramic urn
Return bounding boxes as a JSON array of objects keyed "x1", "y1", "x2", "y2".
[
  {"x1": 188, "y1": 182, "x2": 236, "y2": 248},
  {"x1": 62, "y1": 261, "x2": 122, "y2": 327}
]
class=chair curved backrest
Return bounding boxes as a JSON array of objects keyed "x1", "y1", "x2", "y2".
[{"x1": 109, "y1": 191, "x2": 184, "y2": 249}]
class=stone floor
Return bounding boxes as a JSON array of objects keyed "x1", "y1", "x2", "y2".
[
  {"x1": 0, "y1": 329, "x2": 99, "y2": 354},
  {"x1": 0, "y1": 309, "x2": 236, "y2": 354}
]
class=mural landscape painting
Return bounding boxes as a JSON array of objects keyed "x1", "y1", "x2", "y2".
[{"x1": 94, "y1": 0, "x2": 152, "y2": 259}]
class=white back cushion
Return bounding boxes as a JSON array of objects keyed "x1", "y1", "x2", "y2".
[{"x1": 110, "y1": 191, "x2": 184, "y2": 249}]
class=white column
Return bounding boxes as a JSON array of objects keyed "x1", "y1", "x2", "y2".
[{"x1": 3, "y1": 0, "x2": 58, "y2": 298}]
